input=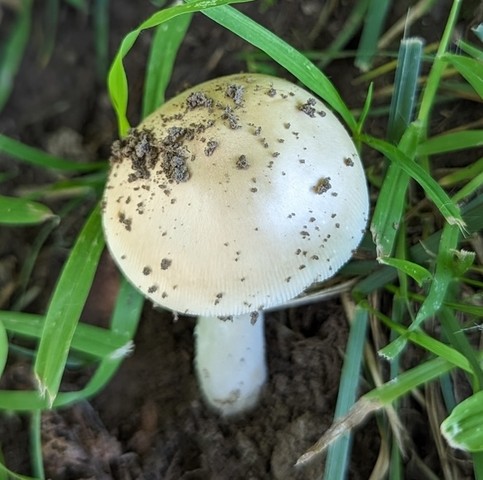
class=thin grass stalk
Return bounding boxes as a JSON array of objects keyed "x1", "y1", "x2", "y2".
[
  {"x1": 370, "y1": 38, "x2": 423, "y2": 259},
  {"x1": 143, "y1": 13, "x2": 193, "y2": 117},
  {"x1": 29, "y1": 410, "x2": 44, "y2": 480},
  {"x1": 94, "y1": 0, "x2": 110, "y2": 80},
  {"x1": 354, "y1": 0, "x2": 392, "y2": 71},
  {"x1": 323, "y1": 306, "x2": 369, "y2": 479},
  {"x1": 39, "y1": 0, "x2": 59, "y2": 66},
  {"x1": 317, "y1": 0, "x2": 370, "y2": 69},
  {"x1": 0, "y1": 0, "x2": 32, "y2": 113}
]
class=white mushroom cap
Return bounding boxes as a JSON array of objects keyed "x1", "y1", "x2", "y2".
[{"x1": 102, "y1": 73, "x2": 369, "y2": 316}]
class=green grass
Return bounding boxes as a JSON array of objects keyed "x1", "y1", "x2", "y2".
[{"x1": 0, "y1": 0, "x2": 482, "y2": 478}]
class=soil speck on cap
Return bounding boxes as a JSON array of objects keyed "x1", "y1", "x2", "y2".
[
  {"x1": 298, "y1": 98, "x2": 317, "y2": 117},
  {"x1": 225, "y1": 84, "x2": 244, "y2": 106},
  {"x1": 236, "y1": 155, "x2": 249, "y2": 170},
  {"x1": 266, "y1": 87, "x2": 277, "y2": 97},
  {"x1": 118, "y1": 212, "x2": 132, "y2": 231},
  {"x1": 222, "y1": 106, "x2": 240, "y2": 129},
  {"x1": 250, "y1": 311, "x2": 259, "y2": 324},
  {"x1": 148, "y1": 285, "x2": 158, "y2": 293},
  {"x1": 186, "y1": 91, "x2": 213, "y2": 109},
  {"x1": 111, "y1": 128, "x2": 159, "y2": 181},
  {"x1": 313, "y1": 177, "x2": 332, "y2": 194},
  {"x1": 204, "y1": 139, "x2": 218, "y2": 156},
  {"x1": 160, "y1": 128, "x2": 192, "y2": 183},
  {"x1": 344, "y1": 157, "x2": 354, "y2": 166},
  {"x1": 143, "y1": 266, "x2": 152, "y2": 275},
  {"x1": 160, "y1": 258, "x2": 172, "y2": 270}
]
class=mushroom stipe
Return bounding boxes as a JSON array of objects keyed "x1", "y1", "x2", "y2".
[{"x1": 103, "y1": 73, "x2": 369, "y2": 416}]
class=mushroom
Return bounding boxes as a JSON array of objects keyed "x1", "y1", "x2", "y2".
[{"x1": 102, "y1": 73, "x2": 369, "y2": 416}]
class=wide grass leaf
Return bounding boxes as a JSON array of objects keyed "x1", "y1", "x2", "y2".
[
  {"x1": 380, "y1": 223, "x2": 470, "y2": 359},
  {"x1": 34, "y1": 204, "x2": 104, "y2": 406},
  {"x1": 53, "y1": 278, "x2": 144, "y2": 408},
  {"x1": 378, "y1": 257, "x2": 432, "y2": 286},
  {"x1": 0, "y1": 462, "x2": 36, "y2": 480},
  {"x1": 354, "y1": 0, "x2": 391, "y2": 71},
  {"x1": 324, "y1": 307, "x2": 368, "y2": 480},
  {"x1": 108, "y1": 0, "x2": 249, "y2": 136},
  {"x1": 362, "y1": 134, "x2": 465, "y2": 230},
  {"x1": 443, "y1": 53, "x2": 483, "y2": 99},
  {"x1": 0, "y1": 134, "x2": 105, "y2": 172},
  {"x1": 0, "y1": 195, "x2": 56, "y2": 225},
  {"x1": 0, "y1": 311, "x2": 131, "y2": 359},
  {"x1": 199, "y1": 3, "x2": 356, "y2": 130},
  {"x1": 417, "y1": 130, "x2": 483, "y2": 155},
  {"x1": 0, "y1": 320, "x2": 7, "y2": 378},
  {"x1": 441, "y1": 391, "x2": 483, "y2": 452},
  {"x1": 0, "y1": 0, "x2": 32, "y2": 113}
]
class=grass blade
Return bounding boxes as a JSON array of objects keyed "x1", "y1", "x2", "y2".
[
  {"x1": 439, "y1": 157, "x2": 483, "y2": 187},
  {"x1": 372, "y1": 306, "x2": 472, "y2": 373},
  {"x1": 0, "y1": 462, "x2": 36, "y2": 480},
  {"x1": 472, "y1": 23, "x2": 483, "y2": 42},
  {"x1": 457, "y1": 39, "x2": 483, "y2": 61},
  {"x1": 29, "y1": 410, "x2": 44, "y2": 479},
  {"x1": 443, "y1": 53, "x2": 483, "y2": 98},
  {"x1": 380, "y1": 223, "x2": 471, "y2": 359},
  {"x1": 439, "y1": 307, "x2": 483, "y2": 389},
  {"x1": 387, "y1": 38, "x2": 423, "y2": 143},
  {"x1": 317, "y1": 0, "x2": 370, "y2": 69},
  {"x1": 416, "y1": 0, "x2": 462, "y2": 127},
  {"x1": 324, "y1": 306, "x2": 368, "y2": 480},
  {"x1": 378, "y1": 257, "x2": 432, "y2": 286},
  {"x1": 363, "y1": 134, "x2": 465, "y2": 230},
  {"x1": 356, "y1": 193, "x2": 483, "y2": 296},
  {"x1": 417, "y1": 130, "x2": 483, "y2": 155},
  {"x1": 0, "y1": 0, "x2": 32, "y2": 112},
  {"x1": 108, "y1": 0, "x2": 249, "y2": 136},
  {"x1": 441, "y1": 391, "x2": 483, "y2": 452},
  {"x1": 39, "y1": 0, "x2": 59, "y2": 65},
  {"x1": 0, "y1": 311, "x2": 132, "y2": 359},
  {"x1": 53, "y1": 278, "x2": 144, "y2": 408},
  {"x1": 199, "y1": 3, "x2": 356, "y2": 130},
  {"x1": 34, "y1": 204, "x2": 105, "y2": 406},
  {"x1": 143, "y1": 13, "x2": 193, "y2": 117},
  {"x1": 0, "y1": 320, "x2": 7, "y2": 378},
  {"x1": 0, "y1": 195, "x2": 57, "y2": 225},
  {"x1": 298, "y1": 353, "x2": 470, "y2": 465},
  {"x1": 93, "y1": 0, "x2": 110, "y2": 80},
  {"x1": 370, "y1": 38, "x2": 423, "y2": 258},
  {"x1": 355, "y1": 82, "x2": 374, "y2": 135},
  {"x1": 354, "y1": 0, "x2": 391, "y2": 71},
  {"x1": 0, "y1": 280, "x2": 143, "y2": 412},
  {"x1": 0, "y1": 134, "x2": 106, "y2": 172}
]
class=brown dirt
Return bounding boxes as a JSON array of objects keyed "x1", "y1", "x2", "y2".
[{"x1": 0, "y1": 1, "x2": 479, "y2": 479}]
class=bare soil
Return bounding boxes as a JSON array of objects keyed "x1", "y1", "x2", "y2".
[{"x1": 0, "y1": 1, "x2": 478, "y2": 478}]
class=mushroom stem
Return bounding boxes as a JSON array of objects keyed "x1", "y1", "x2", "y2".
[{"x1": 194, "y1": 313, "x2": 267, "y2": 416}]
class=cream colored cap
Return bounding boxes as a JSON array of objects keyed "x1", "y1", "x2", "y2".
[{"x1": 102, "y1": 73, "x2": 369, "y2": 316}]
